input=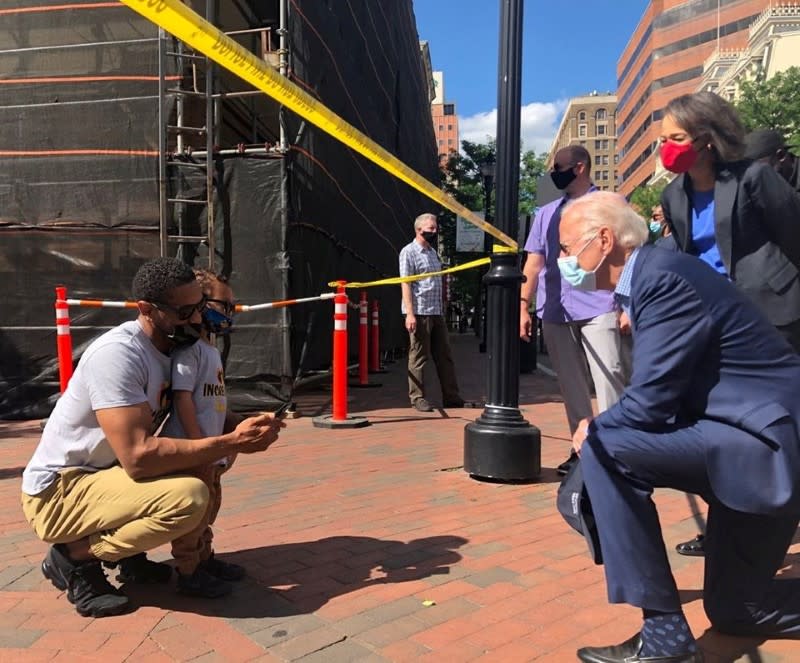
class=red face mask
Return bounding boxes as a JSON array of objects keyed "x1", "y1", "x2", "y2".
[{"x1": 660, "y1": 140, "x2": 699, "y2": 173}]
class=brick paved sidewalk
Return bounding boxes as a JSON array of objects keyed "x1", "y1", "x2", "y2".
[{"x1": 0, "y1": 333, "x2": 798, "y2": 661}]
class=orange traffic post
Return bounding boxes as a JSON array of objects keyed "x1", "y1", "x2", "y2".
[
  {"x1": 350, "y1": 291, "x2": 381, "y2": 388},
  {"x1": 369, "y1": 299, "x2": 387, "y2": 374},
  {"x1": 312, "y1": 283, "x2": 369, "y2": 428},
  {"x1": 358, "y1": 291, "x2": 368, "y2": 384},
  {"x1": 55, "y1": 286, "x2": 74, "y2": 392}
]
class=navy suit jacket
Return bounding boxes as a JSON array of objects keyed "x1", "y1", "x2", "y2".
[{"x1": 593, "y1": 245, "x2": 800, "y2": 515}]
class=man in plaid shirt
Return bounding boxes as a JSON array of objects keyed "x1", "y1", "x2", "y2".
[{"x1": 399, "y1": 213, "x2": 464, "y2": 412}]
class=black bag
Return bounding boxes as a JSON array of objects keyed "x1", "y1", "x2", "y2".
[{"x1": 556, "y1": 458, "x2": 603, "y2": 564}]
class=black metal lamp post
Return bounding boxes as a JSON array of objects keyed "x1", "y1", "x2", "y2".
[
  {"x1": 478, "y1": 161, "x2": 495, "y2": 353},
  {"x1": 464, "y1": 0, "x2": 540, "y2": 481}
]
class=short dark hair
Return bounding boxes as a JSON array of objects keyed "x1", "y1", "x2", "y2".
[
  {"x1": 132, "y1": 257, "x2": 196, "y2": 302},
  {"x1": 664, "y1": 92, "x2": 745, "y2": 164},
  {"x1": 563, "y1": 145, "x2": 591, "y2": 175}
]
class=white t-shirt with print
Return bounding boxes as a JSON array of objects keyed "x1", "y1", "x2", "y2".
[
  {"x1": 161, "y1": 340, "x2": 227, "y2": 441},
  {"x1": 22, "y1": 320, "x2": 172, "y2": 496}
]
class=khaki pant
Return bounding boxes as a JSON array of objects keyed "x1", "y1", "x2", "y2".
[
  {"x1": 21, "y1": 465, "x2": 209, "y2": 562},
  {"x1": 407, "y1": 314, "x2": 461, "y2": 404},
  {"x1": 542, "y1": 311, "x2": 631, "y2": 435},
  {"x1": 171, "y1": 463, "x2": 224, "y2": 574}
]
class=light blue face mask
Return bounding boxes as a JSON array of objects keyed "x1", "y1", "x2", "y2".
[
  {"x1": 557, "y1": 234, "x2": 605, "y2": 291},
  {"x1": 649, "y1": 220, "x2": 663, "y2": 239}
]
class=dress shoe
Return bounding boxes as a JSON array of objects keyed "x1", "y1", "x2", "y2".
[
  {"x1": 556, "y1": 450, "x2": 578, "y2": 476},
  {"x1": 675, "y1": 534, "x2": 705, "y2": 557},
  {"x1": 577, "y1": 631, "x2": 704, "y2": 663}
]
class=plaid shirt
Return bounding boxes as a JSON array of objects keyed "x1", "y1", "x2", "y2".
[{"x1": 399, "y1": 239, "x2": 443, "y2": 315}]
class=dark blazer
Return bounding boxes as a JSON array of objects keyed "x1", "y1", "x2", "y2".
[
  {"x1": 594, "y1": 245, "x2": 800, "y2": 515},
  {"x1": 661, "y1": 160, "x2": 800, "y2": 326}
]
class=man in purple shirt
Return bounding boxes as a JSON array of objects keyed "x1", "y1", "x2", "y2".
[{"x1": 520, "y1": 145, "x2": 630, "y2": 474}]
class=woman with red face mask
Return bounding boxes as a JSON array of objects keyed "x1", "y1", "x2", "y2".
[
  {"x1": 660, "y1": 91, "x2": 800, "y2": 352},
  {"x1": 659, "y1": 91, "x2": 800, "y2": 560}
]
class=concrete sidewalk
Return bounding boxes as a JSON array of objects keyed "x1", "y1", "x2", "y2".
[{"x1": 0, "y1": 333, "x2": 798, "y2": 661}]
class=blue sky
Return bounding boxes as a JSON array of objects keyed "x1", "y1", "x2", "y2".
[{"x1": 412, "y1": 0, "x2": 649, "y2": 153}]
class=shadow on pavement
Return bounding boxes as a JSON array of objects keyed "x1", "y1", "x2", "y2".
[{"x1": 123, "y1": 534, "x2": 468, "y2": 619}]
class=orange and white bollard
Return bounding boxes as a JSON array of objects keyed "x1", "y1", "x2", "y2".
[
  {"x1": 350, "y1": 291, "x2": 381, "y2": 388},
  {"x1": 332, "y1": 284, "x2": 349, "y2": 420},
  {"x1": 312, "y1": 283, "x2": 369, "y2": 428},
  {"x1": 55, "y1": 286, "x2": 74, "y2": 392},
  {"x1": 358, "y1": 291, "x2": 369, "y2": 385},
  {"x1": 369, "y1": 299, "x2": 384, "y2": 373}
]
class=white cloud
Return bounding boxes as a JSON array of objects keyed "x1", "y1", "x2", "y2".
[{"x1": 458, "y1": 99, "x2": 567, "y2": 155}]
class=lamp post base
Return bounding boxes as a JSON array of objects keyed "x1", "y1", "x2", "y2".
[{"x1": 464, "y1": 408, "x2": 540, "y2": 481}]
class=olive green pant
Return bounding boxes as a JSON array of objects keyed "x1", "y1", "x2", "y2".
[
  {"x1": 407, "y1": 314, "x2": 461, "y2": 405},
  {"x1": 21, "y1": 465, "x2": 209, "y2": 563}
]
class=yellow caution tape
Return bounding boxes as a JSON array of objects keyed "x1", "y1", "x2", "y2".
[
  {"x1": 118, "y1": 0, "x2": 517, "y2": 249},
  {"x1": 328, "y1": 257, "x2": 490, "y2": 289}
]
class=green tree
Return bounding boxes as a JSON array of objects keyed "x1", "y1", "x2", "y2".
[
  {"x1": 629, "y1": 181, "x2": 667, "y2": 217},
  {"x1": 735, "y1": 67, "x2": 800, "y2": 148},
  {"x1": 438, "y1": 140, "x2": 547, "y2": 313}
]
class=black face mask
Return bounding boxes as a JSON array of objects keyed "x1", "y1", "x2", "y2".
[
  {"x1": 168, "y1": 323, "x2": 203, "y2": 348},
  {"x1": 421, "y1": 231, "x2": 438, "y2": 249},
  {"x1": 550, "y1": 167, "x2": 577, "y2": 191}
]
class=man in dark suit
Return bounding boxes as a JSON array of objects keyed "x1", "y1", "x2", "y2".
[{"x1": 558, "y1": 191, "x2": 800, "y2": 663}]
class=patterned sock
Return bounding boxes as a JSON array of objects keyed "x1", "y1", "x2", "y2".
[{"x1": 640, "y1": 609, "x2": 697, "y2": 657}]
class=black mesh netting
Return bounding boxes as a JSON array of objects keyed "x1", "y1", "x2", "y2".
[{"x1": 1, "y1": 0, "x2": 439, "y2": 418}]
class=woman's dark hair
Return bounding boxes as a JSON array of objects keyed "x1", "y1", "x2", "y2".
[
  {"x1": 132, "y1": 257, "x2": 196, "y2": 302},
  {"x1": 664, "y1": 91, "x2": 746, "y2": 164}
]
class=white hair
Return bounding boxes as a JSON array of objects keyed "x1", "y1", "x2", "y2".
[
  {"x1": 414, "y1": 212, "x2": 437, "y2": 231},
  {"x1": 562, "y1": 191, "x2": 648, "y2": 250}
]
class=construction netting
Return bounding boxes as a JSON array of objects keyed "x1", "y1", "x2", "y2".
[{"x1": 1, "y1": 0, "x2": 439, "y2": 419}]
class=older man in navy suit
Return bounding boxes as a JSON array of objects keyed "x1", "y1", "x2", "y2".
[{"x1": 557, "y1": 191, "x2": 800, "y2": 663}]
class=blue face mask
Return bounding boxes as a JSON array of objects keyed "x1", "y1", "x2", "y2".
[
  {"x1": 649, "y1": 220, "x2": 663, "y2": 237},
  {"x1": 202, "y1": 307, "x2": 234, "y2": 335},
  {"x1": 557, "y1": 235, "x2": 605, "y2": 291}
]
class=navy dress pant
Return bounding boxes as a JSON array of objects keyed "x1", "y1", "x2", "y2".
[{"x1": 580, "y1": 420, "x2": 800, "y2": 637}]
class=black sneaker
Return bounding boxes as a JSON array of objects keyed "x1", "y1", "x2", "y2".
[
  {"x1": 42, "y1": 545, "x2": 130, "y2": 618},
  {"x1": 176, "y1": 567, "x2": 232, "y2": 598},
  {"x1": 200, "y1": 553, "x2": 246, "y2": 581},
  {"x1": 113, "y1": 553, "x2": 172, "y2": 584}
]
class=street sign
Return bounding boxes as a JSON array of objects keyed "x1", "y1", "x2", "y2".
[{"x1": 456, "y1": 211, "x2": 486, "y2": 253}]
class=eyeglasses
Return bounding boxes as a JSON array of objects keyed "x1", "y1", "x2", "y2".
[
  {"x1": 559, "y1": 234, "x2": 597, "y2": 256},
  {"x1": 152, "y1": 295, "x2": 207, "y2": 320},
  {"x1": 552, "y1": 162, "x2": 575, "y2": 173},
  {"x1": 206, "y1": 298, "x2": 236, "y2": 317}
]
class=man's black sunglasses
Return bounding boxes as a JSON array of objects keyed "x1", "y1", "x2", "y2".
[{"x1": 152, "y1": 295, "x2": 207, "y2": 320}]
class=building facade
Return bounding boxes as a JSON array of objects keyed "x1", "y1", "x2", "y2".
[
  {"x1": 700, "y1": 3, "x2": 800, "y2": 99},
  {"x1": 616, "y1": 0, "x2": 773, "y2": 197},
  {"x1": 431, "y1": 71, "x2": 460, "y2": 163},
  {"x1": 546, "y1": 93, "x2": 618, "y2": 191}
]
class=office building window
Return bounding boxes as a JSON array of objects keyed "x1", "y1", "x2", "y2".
[
  {"x1": 595, "y1": 155, "x2": 602, "y2": 166},
  {"x1": 444, "y1": 104, "x2": 455, "y2": 116},
  {"x1": 597, "y1": 125, "x2": 606, "y2": 136},
  {"x1": 579, "y1": 124, "x2": 587, "y2": 137},
  {"x1": 595, "y1": 108, "x2": 607, "y2": 120},
  {"x1": 447, "y1": 124, "x2": 452, "y2": 130},
  {"x1": 578, "y1": 111, "x2": 586, "y2": 121}
]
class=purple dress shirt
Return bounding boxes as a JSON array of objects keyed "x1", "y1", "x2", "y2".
[{"x1": 524, "y1": 189, "x2": 616, "y2": 323}]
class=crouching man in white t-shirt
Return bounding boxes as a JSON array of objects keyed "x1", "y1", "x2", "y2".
[{"x1": 21, "y1": 257, "x2": 284, "y2": 618}]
